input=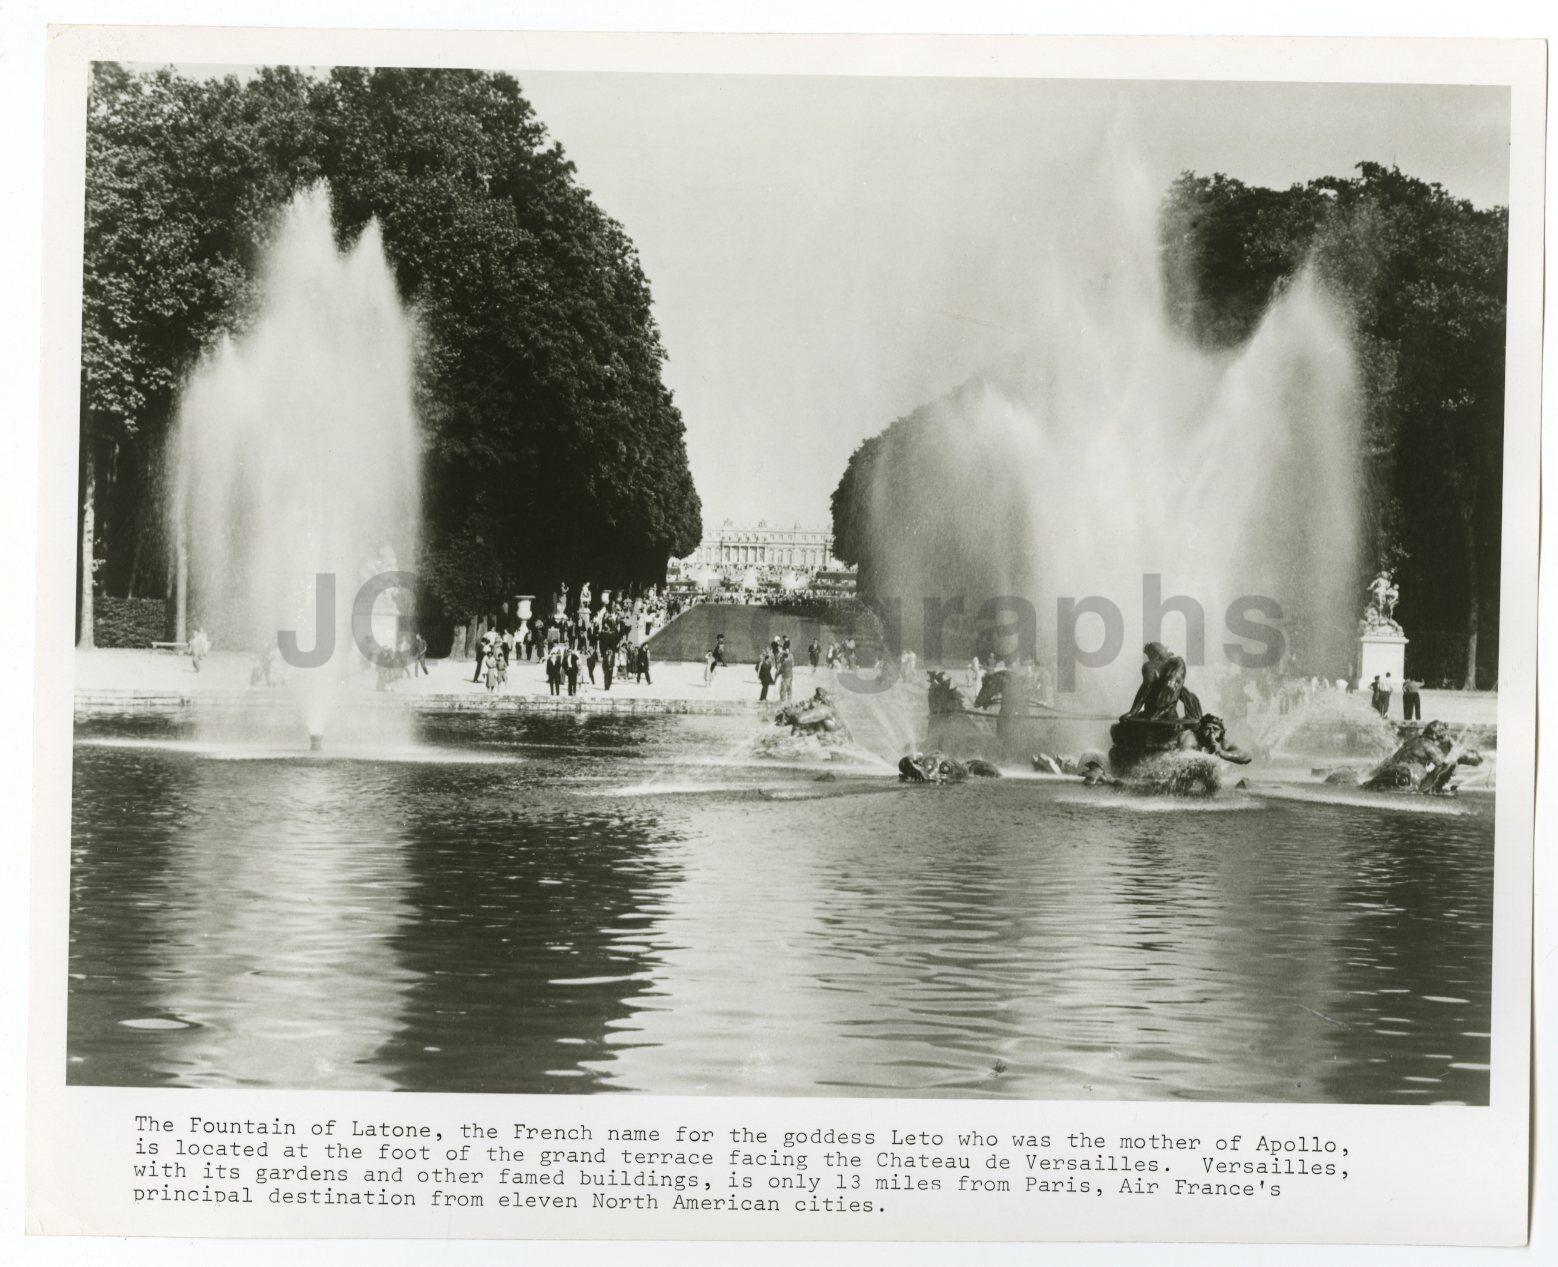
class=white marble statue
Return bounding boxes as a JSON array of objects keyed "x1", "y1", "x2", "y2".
[{"x1": 1363, "y1": 571, "x2": 1402, "y2": 633}]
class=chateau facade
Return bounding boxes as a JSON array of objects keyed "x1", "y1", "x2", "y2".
[{"x1": 670, "y1": 519, "x2": 852, "y2": 579}]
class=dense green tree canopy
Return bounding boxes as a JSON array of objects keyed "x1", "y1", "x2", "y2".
[
  {"x1": 1158, "y1": 163, "x2": 1505, "y2": 686},
  {"x1": 79, "y1": 63, "x2": 701, "y2": 643}
]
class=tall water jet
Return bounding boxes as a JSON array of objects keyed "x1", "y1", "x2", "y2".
[
  {"x1": 172, "y1": 185, "x2": 420, "y2": 742},
  {"x1": 859, "y1": 138, "x2": 1361, "y2": 713}
]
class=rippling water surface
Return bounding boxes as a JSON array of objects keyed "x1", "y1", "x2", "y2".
[{"x1": 69, "y1": 713, "x2": 1493, "y2": 1102}]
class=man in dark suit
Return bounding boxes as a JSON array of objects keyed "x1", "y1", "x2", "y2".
[
  {"x1": 472, "y1": 628, "x2": 493, "y2": 683},
  {"x1": 1402, "y1": 677, "x2": 1423, "y2": 722}
]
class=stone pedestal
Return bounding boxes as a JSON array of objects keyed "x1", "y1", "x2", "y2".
[{"x1": 1358, "y1": 629, "x2": 1408, "y2": 688}]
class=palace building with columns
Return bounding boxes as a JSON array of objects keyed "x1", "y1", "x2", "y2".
[{"x1": 668, "y1": 519, "x2": 854, "y2": 589}]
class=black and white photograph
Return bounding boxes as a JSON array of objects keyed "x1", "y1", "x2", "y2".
[
  {"x1": 61, "y1": 56, "x2": 1522, "y2": 1103},
  {"x1": 20, "y1": 19, "x2": 1546, "y2": 1255}
]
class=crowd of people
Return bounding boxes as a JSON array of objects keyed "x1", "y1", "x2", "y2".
[
  {"x1": 752, "y1": 635, "x2": 843, "y2": 701},
  {"x1": 1217, "y1": 666, "x2": 1425, "y2": 724},
  {"x1": 962, "y1": 654, "x2": 1042, "y2": 702},
  {"x1": 288, "y1": 586, "x2": 1435, "y2": 728},
  {"x1": 469, "y1": 596, "x2": 661, "y2": 696},
  {"x1": 1367, "y1": 672, "x2": 1424, "y2": 721},
  {"x1": 685, "y1": 631, "x2": 864, "y2": 700},
  {"x1": 676, "y1": 588, "x2": 856, "y2": 612}
]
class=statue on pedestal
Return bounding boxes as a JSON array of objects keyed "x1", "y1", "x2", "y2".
[
  {"x1": 1361, "y1": 570, "x2": 1403, "y2": 635},
  {"x1": 579, "y1": 581, "x2": 592, "y2": 614}
]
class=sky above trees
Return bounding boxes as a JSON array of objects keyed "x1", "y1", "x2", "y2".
[{"x1": 510, "y1": 72, "x2": 1509, "y2": 526}]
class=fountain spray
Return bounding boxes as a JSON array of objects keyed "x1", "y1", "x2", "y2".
[
  {"x1": 172, "y1": 185, "x2": 421, "y2": 747},
  {"x1": 857, "y1": 136, "x2": 1362, "y2": 710}
]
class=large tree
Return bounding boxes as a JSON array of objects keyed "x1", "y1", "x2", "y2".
[
  {"x1": 317, "y1": 68, "x2": 701, "y2": 631},
  {"x1": 80, "y1": 64, "x2": 324, "y2": 640},
  {"x1": 78, "y1": 64, "x2": 700, "y2": 648},
  {"x1": 1158, "y1": 163, "x2": 1507, "y2": 687}
]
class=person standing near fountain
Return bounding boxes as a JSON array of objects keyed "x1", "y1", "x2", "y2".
[
  {"x1": 472, "y1": 628, "x2": 492, "y2": 684},
  {"x1": 250, "y1": 637, "x2": 283, "y2": 687},
  {"x1": 1402, "y1": 676, "x2": 1423, "y2": 722},
  {"x1": 188, "y1": 626, "x2": 210, "y2": 673}
]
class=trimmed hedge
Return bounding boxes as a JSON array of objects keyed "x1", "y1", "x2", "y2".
[{"x1": 94, "y1": 596, "x2": 174, "y2": 648}]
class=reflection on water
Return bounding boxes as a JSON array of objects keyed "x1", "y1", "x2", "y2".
[
  {"x1": 70, "y1": 755, "x2": 419, "y2": 1090},
  {"x1": 69, "y1": 713, "x2": 1494, "y2": 1102}
]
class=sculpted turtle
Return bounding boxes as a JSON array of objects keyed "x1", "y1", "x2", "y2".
[
  {"x1": 774, "y1": 687, "x2": 850, "y2": 740},
  {"x1": 897, "y1": 751, "x2": 1003, "y2": 784},
  {"x1": 1363, "y1": 720, "x2": 1482, "y2": 793}
]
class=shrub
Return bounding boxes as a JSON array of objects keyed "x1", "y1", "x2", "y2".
[{"x1": 94, "y1": 597, "x2": 173, "y2": 647}]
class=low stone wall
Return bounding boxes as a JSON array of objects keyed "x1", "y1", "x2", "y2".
[
  {"x1": 74, "y1": 689, "x2": 771, "y2": 722},
  {"x1": 72, "y1": 688, "x2": 1501, "y2": 751},
  {"x1": 75, "y1": 689, "x2": 201, "y2": 719}
]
